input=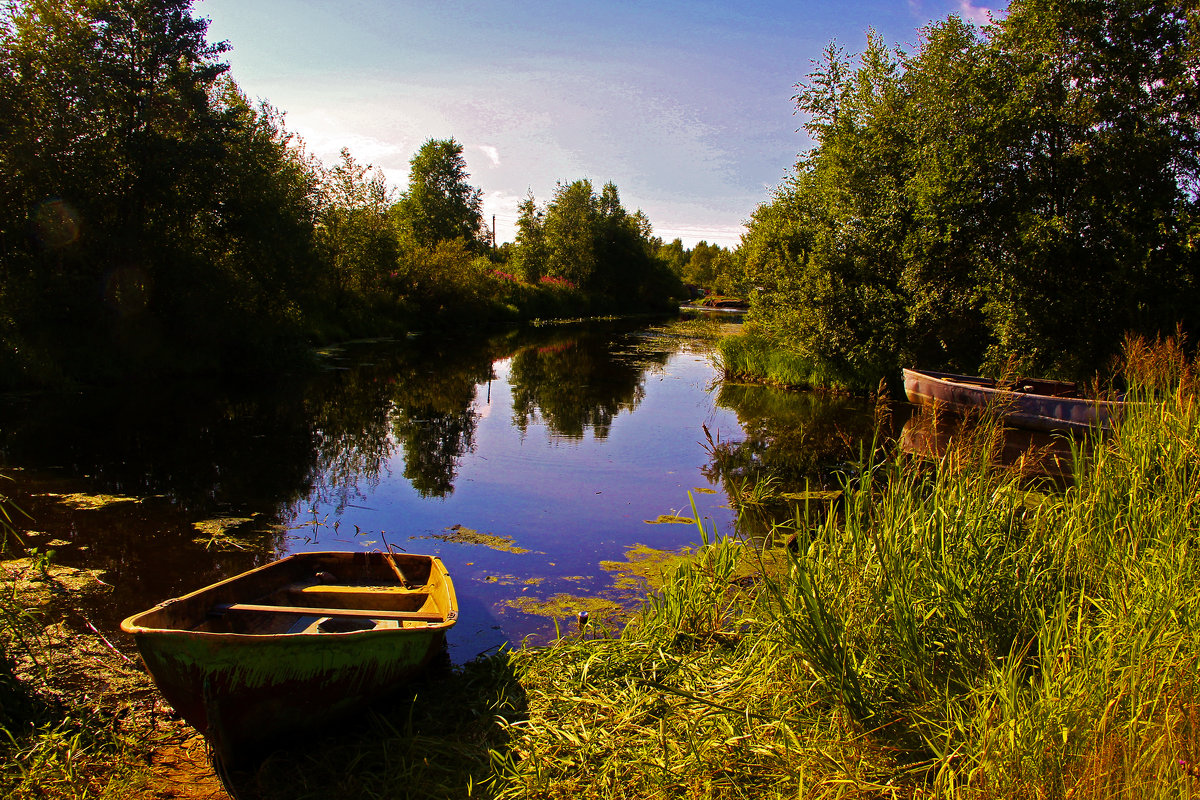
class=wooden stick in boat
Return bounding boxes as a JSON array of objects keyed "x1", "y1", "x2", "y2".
[
  {"x1": 211, "y1": 602, "x2": 442, "y2": 622},
  {"x1": 378, "y1": 533, "x2": 411, "y2": 588}
]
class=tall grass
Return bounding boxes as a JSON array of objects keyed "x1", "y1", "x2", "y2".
[
  {"x1": 490, "y1": 335, "x2": 1200, "y2": 798},
  {"x1": 715, "y1": 331, "x2": 828, "y2": 389}
]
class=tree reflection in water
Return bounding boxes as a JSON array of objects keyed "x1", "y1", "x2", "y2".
[
  {"x1": 706, "y1": 383, "x2": 877, "y2": 513},
  {"x1": 389, "y1": 354, "x2": 492, "y2": 498},
  {"x1": 508, "y1": 330, "x2": 666, "y2": 440}
]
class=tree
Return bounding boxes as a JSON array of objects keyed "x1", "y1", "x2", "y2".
[
  {"x1": 0, "y1": 0, "x2": 235, "y2": 378},
  {"x1": 512, "y1": 192, "x2": 548, "y2": 283},
  {"x1": 392, "y1": 137, "x2": 484, "y2": 249},
  {"x1": 315, "y1": 147, "x2": 396, "y2": 302},
  {"x1": 744, "y1": 0, "x2": 1200, "y2": 389},
  {"x1": 542, "y1": 179, "x2": 599, "y2": 288}
]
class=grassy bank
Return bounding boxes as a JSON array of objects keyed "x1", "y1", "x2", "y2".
[
  {"x1": 5, "y1": 337, "x2": 1200, "y2": 798},
  {"x1": 488, "y1": 336, "x2": 1200, "y2": 798},
  {"x1": 714, "y1": 331, "x2": 832, "y2": 390}
]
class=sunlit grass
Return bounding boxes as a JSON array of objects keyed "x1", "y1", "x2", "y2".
[
  {"x1": 486, "y1": 334, "x2": 1200, "y2": 799},
  {"x1": 715, "y1": 331, "x2": 828, "y2": 389},
  {"x1": 6, "y1": 336, "x2": 1200, "y2": 798}
]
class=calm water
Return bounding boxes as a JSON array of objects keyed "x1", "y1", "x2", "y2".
[{"x1": 0, "y1": 318, "x2": 876, "y2": 661}]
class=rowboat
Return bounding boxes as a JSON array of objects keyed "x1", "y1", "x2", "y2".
[
  {"x1": 121, "y1": 551, "x2": 457, "y2": 764},
  {"x1": 902, "y1": 368, "x2": 1124, "y2": 433}
]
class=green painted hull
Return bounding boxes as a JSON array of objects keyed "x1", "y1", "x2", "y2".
[{"x1": 122, "y1": 551, "x2": 456, "y2": 763}]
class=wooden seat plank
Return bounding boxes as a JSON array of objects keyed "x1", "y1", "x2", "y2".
[{"x1": 212, "y1": 602, "x2": 443, "y2": 622}]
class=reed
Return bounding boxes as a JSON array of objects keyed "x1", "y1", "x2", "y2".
[
  {"x1": 487, "y1": 335, "x2": 1200, "y2": 798},
  {"x1": 715, "y1": 332, "x2": 826, "y2": 389}
]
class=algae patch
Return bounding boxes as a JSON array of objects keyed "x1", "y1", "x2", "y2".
[
  {"x1": 192, "y1": 515, "x2": 262, "y2": 551},
  {"x1": 507, "y1": 593, "x2": 624, "y2": 622},
  {"x1": 0, "y1": 558, "x2": 148, "y2": 698},
  {"x1": 644, "y1": 514, "x2": 696, "y2": 525},
  {"x1": 601, "y1": 543, "x2": 695, "y2": 598},
  {"x1": 417, "y1": 524, "x2": 531, "y2": 554},
  {"x1": 37, "y1": 492, "x2": 143, "y2": 510}
]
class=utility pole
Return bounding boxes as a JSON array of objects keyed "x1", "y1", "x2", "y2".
[{"x1": 492, "y1": 215, "x2": 497, "y2": 250}]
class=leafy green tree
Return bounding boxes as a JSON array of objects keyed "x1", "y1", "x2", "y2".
[
  {"x1": 523, "y1": 178, "x2": 680, "y2": 304},
  {"x1": 658, "y1": 239, "x2": 689, "y2": 281},
  {"x1": 512, "y1": 192, "x2": 548, "y2": 283},
  {"x1": 314, "y1": 147, "x2": 397, "y2": 306},
  {"x1": 977, "y1": 0, "x2": 1200, "y2": 372},
  {"x1": 543, "y1": 179, "x2": 599, "y2": 288},
  {"x1": 0, "y1": 0, "x2": 236, "y2": 378},
  {"x1": 392, "y1": 137, "x2": 485, "y2": 249},
  {"x1": 744, "y1": 1, "x2": 1200, "y2": 388}
]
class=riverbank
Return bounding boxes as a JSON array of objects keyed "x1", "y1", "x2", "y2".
[
  {"x1": 714, "y1": 330, "x2": 842, "y2": 392},
  {"x1": 0, "y1": 556, "x2": 226, "y2": 798},
  {"x1": 4, "y1": 336, "x2": 1199, "y2": 798}
]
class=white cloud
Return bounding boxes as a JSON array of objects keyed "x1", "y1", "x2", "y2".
[
  {"x1": 653, "y1": 223, "x2": 747, "y2": 249},
  {"x1": 956, "y1": 0, "x2": 995, "y2": 25},
  {"x1": 477, "y1": 145, "x2": 501, "y2": 168}
]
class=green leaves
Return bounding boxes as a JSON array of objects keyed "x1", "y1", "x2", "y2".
[
  {"x1": 393, "y1": 137, "x2": 485, "y2": 250},
  {"x1": 747, "y1": 0, "x2": 1200, "y2": 388},
  {"x1": 513, "y1": 179, "x2": 680, "y2": 306}
]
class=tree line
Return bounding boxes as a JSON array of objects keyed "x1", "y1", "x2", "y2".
[
  {"x1": 0, "y1": 0, "x2": 687, "y2": 387},
  {"x1": 738, "y1": 0, "x2": 1199, "y2": 390}
]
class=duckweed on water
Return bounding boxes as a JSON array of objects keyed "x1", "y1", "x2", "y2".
[
  {"x1": 36, "y1": 492, "x2": 143, "y2": 510},
  {"x1": 482, "y1": 574, "x2": 544, "y2": 587},
  {"x1": 416, "y1": 524, "x2": 533, "y2": 554},
  {"x1": 642, "y1": 513, "x2": 695, "y2": 524},
  {"x1": 191, "y1": 515, "x2": 264, "y2": 551},
  {"x1": 506, "y1": 593, "x2": 624, "y2": 624},
  {"x1": 600, "y1": 543, "x2": 695, "y2": 597}
]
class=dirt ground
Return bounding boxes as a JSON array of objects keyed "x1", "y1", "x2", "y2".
[{"x1": 2, "y1": 557, "x2": 228, "y2": 800}]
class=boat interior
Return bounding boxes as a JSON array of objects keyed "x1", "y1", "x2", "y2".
[
  {"x1": 932, "y1": 371, "x2": 1081, "y2": 398},
  {"x1": 126, "y1": 552, "x2": 453, "y2": 636}
]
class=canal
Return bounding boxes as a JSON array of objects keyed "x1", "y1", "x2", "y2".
[{"x1": 0, "y1": 317, "x2": 877, "y2": 661}]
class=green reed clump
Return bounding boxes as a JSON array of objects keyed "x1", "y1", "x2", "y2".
[
  {"x1": 489, "y1": 511, "x2": 911, "y2": 799},
  {"x1": 488, "y1": 336, "x2": 1200, "y2": 799},
  {"x1": 715, "y1": 331, "x2": 826, "y2": 389},
  {"x1": 749, "y1": 335, "x2": 1200, "y2": 797}
]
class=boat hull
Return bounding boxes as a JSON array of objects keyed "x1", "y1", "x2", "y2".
[
  {"x1": 121, "y1": 551, "x2": 456, "y2": 763},
  {"x1": 902, "y1": 368, "x2": 1120, "y2": 433}
]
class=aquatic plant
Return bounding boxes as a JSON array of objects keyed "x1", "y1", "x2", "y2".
[{"x1": 485, "y1": 335, "x2": 1200, "y2": 798}]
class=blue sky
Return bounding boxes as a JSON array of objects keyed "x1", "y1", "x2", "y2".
[{"x1": 200, "y1": 0, "x2": 998, "y2": 247}]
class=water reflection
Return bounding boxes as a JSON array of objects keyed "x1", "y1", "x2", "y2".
[
  {"x1": 897, "y1": 409, "x2": 1075, "y2": 480},
  {"x1": 0, "y1": 320, "x2": 895, "y2": 659},
  {"x1": 508, "y1": 330, "x2": 667, "y2": 439},
  {"x1": 707, "y1": 383, "x2": 877, "y2": 490},
  {"x1": 387, "y1": 344, "x2": 494, "y2": 498}
]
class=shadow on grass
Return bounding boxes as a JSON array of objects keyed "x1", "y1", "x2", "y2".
[{"x1": 219, "y1": 650, "x2": 526, "y2": 800}]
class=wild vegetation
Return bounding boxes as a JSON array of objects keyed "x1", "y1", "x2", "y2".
[
  {"x1": 737, "y1": 0, "x2": 1200, "y2": 391},
  {"x1": 5, "y1": 336, "x2": 1198, "y2": 799},
  {"x1": 5, "y1": 0, "x2": 1200, "y2": 797},
  {"x1": 490, "y1": 335, "x2": 1200, "y2": 799}
]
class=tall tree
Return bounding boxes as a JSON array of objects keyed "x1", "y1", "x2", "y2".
[
  {"x1": 542, "y1": 179, "x2": 599, "y2": 288},
  {"x1": 0, "y1": 0, "x2": 234, "y2": 377},
  {"x1": 512, "y1": 192, "x2": 548, "y2": 283},
  {"x1": 744, "y1": 0, "x2": 1200, "y2": 388},
  {"x1": 392, "y1": 137, "x2": 485, "y2": 249}
]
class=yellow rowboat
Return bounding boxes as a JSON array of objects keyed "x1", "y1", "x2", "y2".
[{"x1": 121, "y1": 551, "x2": 457, "y2": 764}]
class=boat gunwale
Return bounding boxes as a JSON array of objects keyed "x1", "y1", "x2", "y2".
[
  {"x1": 120, "y1": 551, "x2": 458, "y2": 638},
  {"x1": 901, "y1": 367, "x2": 1125, "y2": 434}
]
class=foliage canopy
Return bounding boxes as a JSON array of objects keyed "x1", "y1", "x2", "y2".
[{"x1": 743, "y1": 0, "x2": 1200, "y2": 389}]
